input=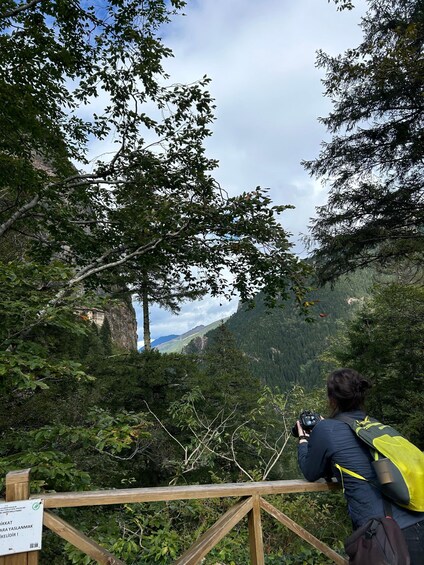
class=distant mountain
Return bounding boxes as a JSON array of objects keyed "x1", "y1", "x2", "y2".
[
  {"x1": 198, "y1": 270, "x2": 375, "y2": 390},
  {"x1": 154, "y1": 319, "x2": 228, "y2": 353},
  {"x1": 139, "y1": 334, "x2": 179, "y2": 351}
]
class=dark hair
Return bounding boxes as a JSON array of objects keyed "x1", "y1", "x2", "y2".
[{"x1": 327, "y1": 368, "x2": 372, "y2": 415}]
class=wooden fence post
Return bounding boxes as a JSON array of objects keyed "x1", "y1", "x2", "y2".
[
  {"x1": 248, "y1": 495, "x2": 264, "y2": 565},
  {"x1": 0, "y1": 470, "x2": 39, "y2": 565}
]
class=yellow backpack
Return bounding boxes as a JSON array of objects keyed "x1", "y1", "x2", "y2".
[{"x1": 335, "y1": 415, "x2": 424, "y2": 512}]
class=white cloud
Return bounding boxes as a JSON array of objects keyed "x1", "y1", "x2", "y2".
[
  {"x1": 124, "y1": 1, "x2": 367, "y2": 338},
  {"x1": 161, "y1": 0, "x2": 365, "y2": 250}
]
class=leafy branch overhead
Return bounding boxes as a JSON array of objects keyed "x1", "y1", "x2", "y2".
[{"x1": 1, "y1": 0, "x2": 309, "y2": 314}]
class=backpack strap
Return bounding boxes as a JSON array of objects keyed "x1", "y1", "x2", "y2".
[
  {"x1": 333, "y1": 413, "x2": 372, "y2": 428},
  {"x1": 333, "y1": 414, "x2": 393, "y2": 511},
  {"x1": 335, "y1": 463, "x2": 367, "y2": 482},
  {"x1": 334, "y1": 463, "x2": 367, "y2": 497},
  {"x1": 335, "y1": 464, "x2": 394, "y2": 517},
  {"x1": 333, "y1": 413, "x2": 376, "y2": 485}
]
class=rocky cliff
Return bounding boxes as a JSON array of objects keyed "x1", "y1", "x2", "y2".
[{"x1": 105, "y1": 300, "x2": 138, "y2": 351}]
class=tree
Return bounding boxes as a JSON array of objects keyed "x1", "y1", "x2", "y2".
[
  {"x1": 109, "y1": 147, "x2": 300, "y2": 350},
  {"x1": 197, "y1": 325, "x2": 261, "y2": 414},
  {"x1": 323, "y1": 282, "x2": 424, "y2": 448},
  {"x1": 137, "y1": 268, "x2": 205, "y2": 351},
  {"x1": 1, "y1": 1, "x2": 311, "y2": 354},
  {"x1": 304, "y1": 0, "x2": 424, "y2": 283}
]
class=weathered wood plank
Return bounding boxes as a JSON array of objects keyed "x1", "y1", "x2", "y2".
[
  {"x1": 259, "y1": 497, "x2": 348, "y2": 565},
  {"x1": 248, "y1": 495, "x2": 264, "y2": 565},
  {"x1": 30, "y1": 480, "x2": 339, "y2": 509},
  {"x1": 2, "y1": 469, "x2": 38, "y2": 565},
  {"x1": 43, "y1": 511, "x2": 124, "y2": 565},
  {"x1": 173, "y1": 497, "x2": 253, "y2": 565}
]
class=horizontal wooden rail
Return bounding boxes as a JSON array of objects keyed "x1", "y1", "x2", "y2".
[{"x1": 26, "y1": 479, "x2": 340, "y2": 509}]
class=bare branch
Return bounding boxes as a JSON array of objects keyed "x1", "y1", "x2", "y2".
[
  {"x1": 262, "y1": 433, "x2": 290, "y2": 481},
  {"x1": 143, "y1": 401, "x2": 186, "y2": 453},
  {"x1": 94, "y1": 439, "x2": 152, "y2": 461},
  {"x1": 1, "y1": 0, "x2": 43, "y2": 19},
  {"x1": 0, "y1": 194, "x2": 40, "y2": 238},
  {"x1": 230, "y1": 421, "x2": 255, "y2": 481},
  {"x1": 70, "y1": 237, "x2": 162, "y2": 285}
]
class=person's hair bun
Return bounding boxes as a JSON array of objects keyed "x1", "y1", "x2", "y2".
[{"x1": 360, "y1": 379, "x2": 372, "y2": 392}]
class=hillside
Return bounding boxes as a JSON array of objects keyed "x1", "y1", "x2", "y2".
[
  {"x1": 139, "y1": 334, "x2": 179, "y2": 351},
  {"x1": 154, "y1": 318, "x2": 229, "y2": 353},
  {"x1": 203, "y1": 270, "x2": 375, "y2": 390}
]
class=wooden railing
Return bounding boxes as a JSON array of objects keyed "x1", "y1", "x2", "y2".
[{"x1": 0, "y1": 469, "x2": 348, "y2": 565}]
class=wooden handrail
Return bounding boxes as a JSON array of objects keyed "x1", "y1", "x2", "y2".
[
  {"x1": 28, "y1": 478, "x2": 340, "y2": 508},
  {"x1": 0, "y1": 471, "x2": 347, "y2": 565}
]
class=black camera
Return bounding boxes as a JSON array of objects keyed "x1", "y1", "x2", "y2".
[{"x1": 291, "y1": 410, "x2": 321, "y2": 437}]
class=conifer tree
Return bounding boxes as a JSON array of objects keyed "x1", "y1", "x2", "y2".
[{"x1": 304, "y1": 0, "x2": 424, "y2": 282}]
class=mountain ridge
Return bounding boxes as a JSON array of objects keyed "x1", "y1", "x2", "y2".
[
  {"x1": 192, "y1": 270, "x2": 375, "y2": 390},
  {"x1": 153, "y1": 318, "x2": 228, "y2": 353}
]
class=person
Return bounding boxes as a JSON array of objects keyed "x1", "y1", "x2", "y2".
[{"x1": 297, "y1": 367, "x2": 424, "y2": 564}]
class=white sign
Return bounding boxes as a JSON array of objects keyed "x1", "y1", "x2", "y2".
[{"x1": 0, "y1": 499, "x2": 43, "y2": 556}]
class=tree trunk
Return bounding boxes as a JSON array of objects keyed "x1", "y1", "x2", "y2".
[{"x1": 142, "y1": 284, "x2": 151, "y2": 351}]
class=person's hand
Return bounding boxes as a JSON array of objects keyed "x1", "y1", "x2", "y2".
[{"x1": 296, "y1": 421, "x2": 310, "y2": 439}]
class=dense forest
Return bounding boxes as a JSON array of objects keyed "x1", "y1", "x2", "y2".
[
  {"x1": 200, "y1": 269, "x2": 375, "y2": 389},
  {"x1": 1, "y1": 0, "x2": 423, "y2": 563}
]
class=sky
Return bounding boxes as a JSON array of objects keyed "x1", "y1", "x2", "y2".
[{"x1": 133, "y1": 0, "x2": 367, "y2": 347}]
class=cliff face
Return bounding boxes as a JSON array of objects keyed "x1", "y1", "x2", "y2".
[
  {"x1": 105, "y1": 301, "x2": 138, "y2": 351},
  {"x1": 12, "y1": 154, "x2": 139, "y2": 351}
]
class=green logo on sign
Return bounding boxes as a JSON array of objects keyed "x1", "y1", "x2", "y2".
[{"x1": 32, "y1": 502, "x2": 41, "y2": 511}]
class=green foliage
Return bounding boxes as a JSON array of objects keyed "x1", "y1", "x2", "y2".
[
  {"x1": 48, "y1": 493, "x2": 349, "y2": 564},
  {"x1": 0, "y1": 2, "x2": 392, "y2": 562},
  {"x1": 167, "y1": 384, "x2": 297, "y2": 482},
  {"x1": 0, "y1": 260, "x2": 93, "y2": 393},
  {"x1": 0, "y1": 399, "x2": 151, "y2": 491},
  {"x1": 205, "y1": 270, "x2": 374, "y2": 389},
  {"x1": 1, "y1": 0, "x2": 310, "y2": 331},
  {"x1": 198, "y1": 325, "x2": 262, "y2": 411},
  {"x1": 0, "y1": 0, "x2": 185, "y2": 163},
  {"x1": 159, "y1": 327, "x2": 302, "y2": 482},
  {"x1": 38, "y1": 491, "x2": 349, "y2": 564},
  {"x1": 0, "y1": 451, "x2": 91, "y2": 494},
  {"x1": 304, "y1": 0, "x2": 424, "y2": 283},
  {"x1": 0, "y1": 325, "x2": 350, "y2": 563},
  {"x1": 99, "y1": 318, "x2": 112, "y2": 356},
  {"x1": 259, "y1": 492, "x2": 349, "y2": 564},
  {"x1": 324, "y1": 281, "x2": 424, "y2": 447},
  {"x1": 331, "y1": 0, "x2": 355, "y2": 10}
]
